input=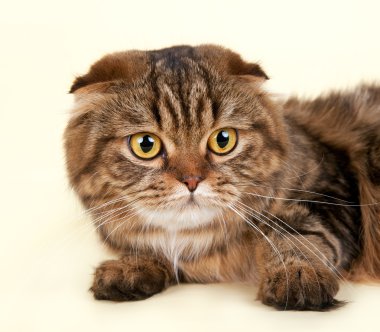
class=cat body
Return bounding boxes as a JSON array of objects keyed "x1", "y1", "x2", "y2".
[{"x1": 65, "y1": 45, "x2": 380, "y2": 310}]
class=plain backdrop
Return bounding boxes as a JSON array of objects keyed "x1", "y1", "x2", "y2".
[{"x1": 1, "y1": 1, "x2": 380, "y2": 331}]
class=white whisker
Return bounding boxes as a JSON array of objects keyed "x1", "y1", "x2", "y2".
[
  {"x1": 236, "y1": 201, "x2": 344, "y2": 288},
  {"x1": 244, "y1": 191, "x2": 379, "y2": 207},
  {"x1": 228, "y1": 204, "x2": 290, "y2": 310},
  {"x1": 247, "y1": 183, "x2": 353, "y2": 203}
]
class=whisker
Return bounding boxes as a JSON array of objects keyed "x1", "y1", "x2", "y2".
[
  {"x1": 228, "y1": 204, "x2": 290, "y2": 310},
  {"x1": 55, "y1": 197, "x2": 145, "y2": 253},
  {"x1": 83, "y1": 195, "x2": 129, "y2": 215},
  {"x1": 215, "y1": 210, "x2": 228, "y2": 242},
  {"x1": 236, "y1": 200, "x2": 346, "y2": 285},
  {"x1": 91, "y1": 198, "x2": 141, "y2": 226},
  {"x1": 243, "y1": 191, "x2": 379, "y2": 207},
  {"x1": 285, "y1": 154, "x2": 325, "y2": 180},
  {"x1": 237, "y1": 197, "x2": 354, "y2": 293},
  {"x1": 262, "y1": 208, "x2": 350, "y2": 281},
  {"x1": 235, "y1": 201, "x2": 323, "y2": 296},
  {"x1": 82, "y1": 187, "x2": 150, "y2": 216},
  {"x1": 103, "y1": 209, "x2": 140, "y2": 244},
  {"x1": 281, "y1": 159, "x2": 305, "y2": 185},
  {"x1": 246, "y1": 183, "x2": 353, "y2": 203},
  {"x1": 93, "y1": 205, "x2": 140, "y2": 234}
]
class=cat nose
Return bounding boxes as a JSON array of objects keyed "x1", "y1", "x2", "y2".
[{"x1": 181, "y1": 175, "x2": 203, "y2": 192}]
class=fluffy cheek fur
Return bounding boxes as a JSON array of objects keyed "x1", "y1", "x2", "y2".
[{"x1": 71, "y1": 122, "x2": 284, "y2": 235}]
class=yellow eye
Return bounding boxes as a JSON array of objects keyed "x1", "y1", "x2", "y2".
[
  {"x1": 129, "y1": 132, "x2": 162, "y2": 159},
  {"x1": 207, "y1": 128, "x2": 237, "y2": 155}
]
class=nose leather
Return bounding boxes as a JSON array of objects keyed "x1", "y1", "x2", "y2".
[{"x1": 181, "y1": 175, "x2": 203, "y2": 192}]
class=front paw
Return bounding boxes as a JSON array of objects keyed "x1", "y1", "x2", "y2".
[
  {"x1": 258, "y1": 262, "x2": 342, "y2": 311},
  {"x1": 90, "y1": 256, "x2": 172, "y2": 301}
]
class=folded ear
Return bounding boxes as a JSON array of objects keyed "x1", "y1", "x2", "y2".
[
  {"x1": 70, "y1": 45, "x2": 268, "y2": 93},
  {"x1": 69, "y1": 51, "x2": 150, "y2": 93},
  {"x1": 196, "y1": 44, "x2": 269, "y2": 81}
]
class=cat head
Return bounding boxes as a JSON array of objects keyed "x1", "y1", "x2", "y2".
[{"x1": 65, "y1": 45, "x2": 288, "y2": 234}]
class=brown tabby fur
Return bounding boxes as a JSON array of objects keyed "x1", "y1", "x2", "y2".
[{"x1": 65, "y1": 45, "x2": 380, "y2": 311}]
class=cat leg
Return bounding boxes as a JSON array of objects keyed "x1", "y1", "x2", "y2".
[
  {"x1": 255, "y1": 226, "x2": 343, "y2": 311},
  {"x1": 91, "y1": 253, "x2": 175, "y2": 301}
]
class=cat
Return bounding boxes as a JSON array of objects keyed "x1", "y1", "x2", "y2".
[{"x1": 64, "y1": 45, "x2": 380, "y2": 311}]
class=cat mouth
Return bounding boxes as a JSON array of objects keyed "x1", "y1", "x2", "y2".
[
  {"x1": 185, "y1": 197, "x2": 200, "y2": 208},
  {"x1": 187, "y1": 194, "x2": 196, "y2": 203},
  {"x1": 179, "y1": 194, "x2": 222, "y2": 210},
  {"x1": 174, "y1": 195, "x2": 201, "y2": 209},
  {"x1": 166, "y1": 191, "x2": 222, "y2": 210}
]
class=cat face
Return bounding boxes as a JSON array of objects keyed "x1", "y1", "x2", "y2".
[{"x1": 65, "y1": 45, "x2": 288, "y2": 233}]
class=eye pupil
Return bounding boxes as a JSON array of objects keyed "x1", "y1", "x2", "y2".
[
  {"x1": 139, "y1": 135, "x2": 154, "y2": 153},
  {"x1": 207, "y1": 128, "x2": 237, "y2": 155},
  {"x1": 216, "y1": 130, "x2": 229, "y2": 148}
]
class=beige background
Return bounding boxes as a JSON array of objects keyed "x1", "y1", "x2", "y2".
[{"x1": 1, "y1": 0, "x2": 380, "y2": 331}]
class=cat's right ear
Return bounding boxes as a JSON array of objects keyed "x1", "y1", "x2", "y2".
[{"x1": 69, "y1": 51, "x2": 149, "y2": 94}]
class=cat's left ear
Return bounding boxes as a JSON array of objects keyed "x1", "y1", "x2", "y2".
[
  {"x1": 235, "y1": 63, "x2": 269, "y2": 84},
  {"x1": 196, "y1": 45, "x2": 269, "y2": 83}
]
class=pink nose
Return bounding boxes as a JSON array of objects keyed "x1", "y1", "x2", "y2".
[{"x1": 181, "y1": 176, "x2": 203, "y2": 192}]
